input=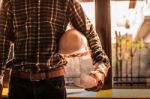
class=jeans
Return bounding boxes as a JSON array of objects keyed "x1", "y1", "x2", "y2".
[{"x1": 8, "y1": 76, "x2": 66, "y2": 99}]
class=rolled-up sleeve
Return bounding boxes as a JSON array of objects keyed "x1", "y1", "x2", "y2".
[{"x1": 67, "y1": 0, "x2": 110, "y2": 75}]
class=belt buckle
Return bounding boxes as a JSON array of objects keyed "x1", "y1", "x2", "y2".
[
  {"x1": 40, "y1": 72, "x2": 47, "y2": 80},
  {"x1": 29, "y1": 72, "x2": 46, "y2": 81}
]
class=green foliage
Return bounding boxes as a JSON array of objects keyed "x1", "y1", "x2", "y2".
[{"x1": 115, "y1": 33, "x2": 145, "y2": 61}]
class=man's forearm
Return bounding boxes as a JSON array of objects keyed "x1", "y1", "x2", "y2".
[
  {"x1": 0, "y1": 0, "x2": 12, "y2": 91},
  {"x1": 0, "y1": 0, "x2": 12, "y2": 69},
  {"x1": 68, "y1": 0, "x2": 110, "y2": 71}
]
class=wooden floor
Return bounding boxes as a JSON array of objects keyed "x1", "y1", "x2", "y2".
[{"x1": 3, "y1": 88, "x2": 150, "y2": 99}]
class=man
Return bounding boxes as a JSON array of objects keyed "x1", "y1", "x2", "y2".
[{"x1": 0, "y1": 0, "x2": 110, "y2": 99}]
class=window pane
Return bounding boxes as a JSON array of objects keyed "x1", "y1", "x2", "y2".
[
  {"x1": 80, "y1": 0, "x2": 95, "y2": 27},
  {"x1": 111, "y1": 0, "x2": 150, "y2": 88}
]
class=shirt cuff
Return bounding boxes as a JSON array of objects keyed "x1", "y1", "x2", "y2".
[{"x1": 95, "y1": 63, "x2": 110, "y2": 77}]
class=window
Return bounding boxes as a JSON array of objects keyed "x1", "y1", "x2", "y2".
[{"x1": 111, "y1": 0, "x2": 150, "y2": 88}]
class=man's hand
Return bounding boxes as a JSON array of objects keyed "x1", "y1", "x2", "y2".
[
  {"x1": 89, "y1": 71, "x2": 105, "y2": 84},
  {"x1": 85, "y1": 71, "x2": 105, "y2": 92}
]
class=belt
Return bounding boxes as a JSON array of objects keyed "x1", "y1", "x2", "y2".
[{"x1": 11, "y1": 67, "x2": 65, "y2": 81}]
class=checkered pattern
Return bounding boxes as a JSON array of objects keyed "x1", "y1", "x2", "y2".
[{"x1": 0, "y1": 0, "x2": 110, "y2": 73}]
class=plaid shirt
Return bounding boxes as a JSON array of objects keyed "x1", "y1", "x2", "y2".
[{"x1": 0, "y1": 0, "x2": 110, "y2": 73}]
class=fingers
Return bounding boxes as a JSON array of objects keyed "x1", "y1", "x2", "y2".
[
  {"x1": 89, "y1": 71, "x2": 105, "y2": 83},
  {"x1": 83, "y1": 71, "x2": 105, "y2": 92},
  {"x1": 85, "y1": 80, "x2": 103, "y2": 92}
]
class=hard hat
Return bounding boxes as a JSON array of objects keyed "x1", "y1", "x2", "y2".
[
  {"x1": 59, "y1": 29, "x2": 97, "y2": 89},
  {"x1": 59, "y1": 29, "x2": 89, "y2": 54}
]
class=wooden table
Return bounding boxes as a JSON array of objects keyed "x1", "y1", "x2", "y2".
[
  {"x1": 67, "y1": 89, "x2": 150, "y2": 99},
  {"x1": 3, "y1": 88, "x2": 150, "y2": 99}
]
